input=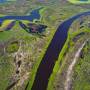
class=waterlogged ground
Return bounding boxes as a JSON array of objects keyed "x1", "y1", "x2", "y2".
[{"x1": 0, "y1": 0, "x2": 90, "y2": 90}]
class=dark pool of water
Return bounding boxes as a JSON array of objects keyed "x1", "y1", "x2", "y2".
[{"x1": 31, "y1": 11, "x2": 90, "y2": 90}]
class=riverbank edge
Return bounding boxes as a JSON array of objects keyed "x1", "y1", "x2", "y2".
[
  {"x1": 26, "y1": 7, "x2": 57, "y2": 90},
  {"x1": 47, "y1": 29, "x2": 90, "y2": 90},
  {"x1": 26, "y1": 27, "x2": 56, "y2": 90}
]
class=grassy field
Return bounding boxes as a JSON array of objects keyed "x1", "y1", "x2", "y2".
[
  {"x1": 0, "y1": 55, "x2": 15, "y2": 90},
  {"x1": 72, "y1": 40, "x2": 90, "y2": 90},
  {"x1": 0, "y1": 20, "x2": 41, "y2": 89}
]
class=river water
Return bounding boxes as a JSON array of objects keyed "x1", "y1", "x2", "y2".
[{"x1": 31, "y1": 11, "x2": 90, "y2": 90}]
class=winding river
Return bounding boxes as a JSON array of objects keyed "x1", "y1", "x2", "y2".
[
  {"x1": 30, "y1": 11, "x2": 90, "y2": 90},
  {"x1": 0, "y1": 8, "x2": 90, "y2": 90}
]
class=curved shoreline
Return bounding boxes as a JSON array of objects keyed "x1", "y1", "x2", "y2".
[{"x1": 0, "y1": 7, "x2": 42, "y2": 25}]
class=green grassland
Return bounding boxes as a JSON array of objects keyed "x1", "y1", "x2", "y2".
[
  {"x1": 0, "y1": 20, "x2": 45, "y2": 89},
  {"x1": 72, "y1": 40, "x2": 90, "y2": 90},
  {"x1": 0, "y1": 56, "x2": 15, "y2": 90}
]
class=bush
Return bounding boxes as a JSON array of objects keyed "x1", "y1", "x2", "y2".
[{"x1": 6, "y1": 41, "x2": 19, "y2": 53}]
